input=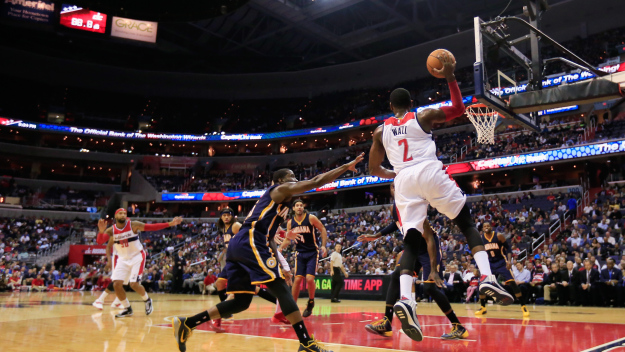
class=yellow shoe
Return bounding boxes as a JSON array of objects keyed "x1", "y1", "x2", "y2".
[
  {"x1": 522, "y1": 306, "x2": 530, "y2": 317},
  {"x1": 474, "y1": 307, "x2": 487, "y2": 316},
  {"x1": 441, "y1": 323, "x2": 469, "y2": 340}
]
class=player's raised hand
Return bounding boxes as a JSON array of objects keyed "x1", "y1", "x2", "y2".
[
  {"x1": 169, "y1": 216, "x2": 183, "y2": 227},
  {"x1": 432, "y1": 51, "x2": 456, "y2": 80},
  {"x1": 97, "y1": 219, "x2": 108, "y2": 233},
  {"x1": 285, "y1": 229, "x2": 301, "y2": 241},
  {"x1": 345, "y1": 152, "x2": 365, "y2": 173},
  {"x1": 428, "y1": 271, "x2": 445, "y2": 288}
]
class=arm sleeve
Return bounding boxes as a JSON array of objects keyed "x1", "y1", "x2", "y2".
[
  {"x1": 276, "y1": 251, "x2": 290, "y2": 272},
  {"x1": 440, "y1": 80, "x2": 465, "y2": 121},
  {"x1": 143, "y1": 223, "x2": 170, "y2": 231},
  {"x1": 379, "y1": 222, "x2": 399, "y2": 236},
  {"x1": 96, "y1": 232, "x2": 109, "y2": 245}
]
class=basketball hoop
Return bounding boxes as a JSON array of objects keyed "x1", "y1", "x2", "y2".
[{"x1": 466, "y1": 104, "x2": 499, "y2": 145}]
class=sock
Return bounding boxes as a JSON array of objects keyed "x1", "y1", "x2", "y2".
[
  {"x1": 97, "y1": 291, "x2": 109, "y2": 302},
  {"x1": 292, "y1": 321, "x2": 313, "y2": 345},
  {"x1": 257, "y1": 288, "x2": 277, "y2": 304},
  {"x1": 480, "y1": 298, "x2": 487, "y2": 308},
  {"x1": 218, "y1": 289, "x2": 227, "y2": 302},
  {"x1": 473, "y1": 251, "x2": 492, "y2": 276},
  {"x1": 141, "y1": 293, "x2": 149, "y2": 301},
  {"x1": 122, "y1": 299, "x2": 130, "y2": 308},
  {"x1": 446, "y1": 311, "x2": 461, "y2": 325},
  {"x1": 384, "y1": 306, "x2": 394, "y2": 323},
  {"x1": 400, "y1": 274, "x2": 413, "y2": 300},
  {"x1": 186, "y1": 310, "x2": 211, "y2": 329},
  {"x1": 307, "y1": 299, "x2": 314, "y2": 307},
  {"x1": 113, "y1": 297, "x2": 120, "y2": 304},
  {"x1": 275, "y1": 302, "x2": 282, "y2": 314}
]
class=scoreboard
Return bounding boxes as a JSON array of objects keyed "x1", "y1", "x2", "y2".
[{"x1": 59, "y1": 4, "x2": 107, "y2": 33}]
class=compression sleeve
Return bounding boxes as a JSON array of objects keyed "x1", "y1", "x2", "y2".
[
  {"x1": 440, "y1": 79, "x2": 465, "y2": 121},
  {"x1": 276, "y1": 251, "x2": 290, "y2": 271},
  {"x1": 379, "y1": 222, "x2": 399, "y2": 236},
  {"x1": 96, "y1": 232, "x2": 109, "y2": 245},
  {"x1": 143, "y1": 223, "x2": 170, "y2": 231}
]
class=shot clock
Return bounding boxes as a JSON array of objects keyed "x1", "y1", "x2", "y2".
[{"x1": 59, "y1": 4, "x2": 107, "y2": 33}]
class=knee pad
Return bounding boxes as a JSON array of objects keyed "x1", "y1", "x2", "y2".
[
  {"x1": 217, "y1": 294, "x2": 253, "y2": 316},
  {"x1": 266, "y1": 279, "x2": 299, "y2": 316},
  {"x1": 452, "y1": 204, "x2": 474, "y2": 231},
  {"x1": 424, "y1": 283, "x2": 437, "y2": 296}
]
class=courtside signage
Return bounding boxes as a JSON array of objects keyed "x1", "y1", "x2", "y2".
[
  {"x1": 2, "y1": 0, "x2": 55, "y2": 24},
  {"x1": 111, "y1": 16, "x2": 158, "y2": 43}
]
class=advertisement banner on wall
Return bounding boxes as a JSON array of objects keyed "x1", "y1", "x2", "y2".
[
  {"x1": 2, "y1": 0, "x2": 55, "y2": 24},
  {"x1": 68, "y1": 245, "x2": 106, "y2": 266},
  {"x1": 111, "y1": 16, "x2": 158, "y2": 43}
]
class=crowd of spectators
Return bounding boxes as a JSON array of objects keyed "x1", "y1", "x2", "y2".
[{"x1": 2, "y1": 183, "x2": 624, "y2": 308}]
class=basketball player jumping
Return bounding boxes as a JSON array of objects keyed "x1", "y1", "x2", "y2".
[
  {"x1": 475, "y1": 222, "x2": 530, "y2": 318},
  {"x1": 96, "y1": 208, "x2": 183, "y2": 318},
  {"x1": 359, "y1": 183, "x2": 468, "y2": 340},
  {"x1": 172, "y1": 153, "x2": 363, "y2": 352},
  {"x1": 281, "y1": 199, "x2": 328, "y2": 318},
  {"x1": 368, "y1": 52, "x2": 513, "y2": 341}
]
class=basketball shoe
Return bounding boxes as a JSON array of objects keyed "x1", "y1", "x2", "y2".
[
  {"x1": 209, "y1": 319, "x2": 225, "y2": 333},
  {"x1": 115, "y1": 306, "x2": 133, "y2": 318},
  {"x1": 474, "y1": 306, "x2": 487, "y2": 315},
  {"x1": 393, "y1": 298, "x2": 422, "y2": 342},
  {"x1": 145, "y1": 298, "x2": 153, "y2": 315},
  {"x1": 522, "y1": 305, "x2": 530, "y2": 317},
  {"x1": 441, "y1": 323, "x2": 469, "y2": 340},
  {"x1": 92, "y1": 300, "x2": 103, "y2": 310},
  {"x1": 298, "y1": 335, "x2": 333, "y2": 352},
  {"x1": 173, "y1": 317, "x2": 193, "y2": 352},
  {"x1": 271, "y1": 312, "x2": 290, "y2": 324},
  {"x1": 478, "y1": 275, "x2": 514, "y2": 305},
  {"x1": 302, "y1": 299, "x2": 314, "y2": 318},
  {"x1": 364, "y1": 316, "x2": 392, "y2": 337},
  {"x1": 111, "y1": 298, "x2": 123, "y2": 309}
]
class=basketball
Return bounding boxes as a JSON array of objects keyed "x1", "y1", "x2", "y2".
[{"x1": 427, "y1": 49, "x2": 456, "y2": 78}]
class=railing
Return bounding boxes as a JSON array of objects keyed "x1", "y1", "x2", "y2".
[
  {"x1": 461, "y1": 145, "x2": 467, "y2": 158},
  {"x1": 450, "y1": 153, "x2": 457, "y2": 163}
]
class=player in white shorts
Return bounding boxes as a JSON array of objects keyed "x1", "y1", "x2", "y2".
[
  {"x1": 368, "y1": 52, "x2": 513, "y2": 342},
  {"x1": 96, "y1": 208, "x2": 183, "y2": 318}
]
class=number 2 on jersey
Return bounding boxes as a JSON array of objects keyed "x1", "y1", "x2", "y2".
[{"x1": 398, "y1": 139, "x2": 413, "y2": 162}]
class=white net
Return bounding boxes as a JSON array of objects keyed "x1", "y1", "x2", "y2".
[{"x1": 466, "y1": 104, "x2": 499, "y2": 145}]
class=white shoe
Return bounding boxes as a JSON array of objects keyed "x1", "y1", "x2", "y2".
[
  {"x1": 111, "y1": 300, "x2": 123, "y2": 309},
  {"x1": 393, "y1": 298, "x2": 423, "y2": 342},
  {"x1": 478, "y1": 275, "x2": 514, "y2": 306},
  {"x1": 92, "y1": 301, "x2": 103, "y2": 310}
]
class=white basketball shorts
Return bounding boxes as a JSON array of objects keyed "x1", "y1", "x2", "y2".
[
  {"x1": 394, "y1": 160, "x2": 466, "y2": 235},
  {"x1": 111, "y1": 250, "x2": 146, "y2": 285}
]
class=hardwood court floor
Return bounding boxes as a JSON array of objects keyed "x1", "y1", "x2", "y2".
[{"x1": 1, "y1": 292, "x2": 624, "y2": 352}]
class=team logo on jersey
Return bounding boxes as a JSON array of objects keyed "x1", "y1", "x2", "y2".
[{"x1": 266, "y1": 257, "x2": 277, "y2": 268}]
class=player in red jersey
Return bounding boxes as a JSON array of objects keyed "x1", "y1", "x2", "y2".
[{"x1": 95, "y1": 208, "x2": 182, "y2": 318}]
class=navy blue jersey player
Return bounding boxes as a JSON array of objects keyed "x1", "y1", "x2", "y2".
[
  {"x1": 475, "y1": 222, "x2": 530, "y2": 318},
  {"x1": 215, "y1": 208, "x2": 241, "y2": 301},
  {"x1": 172, "y1": 152, "x2": 364, "y2": 352},
  {"x1": 282, "y1": 200, "x2": 328, "y2": 318}
]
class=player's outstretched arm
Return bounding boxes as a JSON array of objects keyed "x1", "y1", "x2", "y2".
[
  {"x1": 368, "y1": 126, "x2": 396, "y2": 179},
  {"x1": 271, "y1": 153, "x2": 364, "y2": 203},
  {"x1": 418, "y1": 51, "x2": 465, "y2": 133},
  {"x1": 131, "y1": 216, "x2": 183, "y2": 232}
]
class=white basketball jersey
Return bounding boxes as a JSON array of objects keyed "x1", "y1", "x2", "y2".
[
  {"x1": 382, "y1": 112, "x2": 438, "y2": 174},
  {"x1": 112, "y1": 220, "x2": 143, "y2": 260}
]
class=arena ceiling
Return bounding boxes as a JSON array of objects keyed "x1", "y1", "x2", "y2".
[{"x1": 0, "y1": 0, "x2": 578, "y2": 74}]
